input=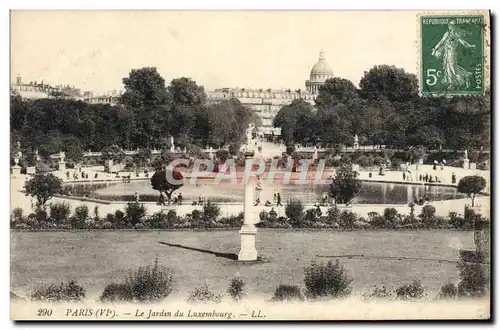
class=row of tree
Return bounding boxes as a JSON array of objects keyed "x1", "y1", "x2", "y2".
[
  {"x1": 274, "y1": 65, "x2": 490, "y2": 150},
  {"x1": 11, "y1": 68, "x2": 259, "y2": 162}
]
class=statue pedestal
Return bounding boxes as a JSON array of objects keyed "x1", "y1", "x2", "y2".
[
  {"x1": 238, "y1": 225, "x2": 258, "y2": 261},
  {"x1": 463, "y1": 159, "x2": 470, "y2": 170},
  {"x1": 59, "y1": 161, "x2": 66, "y2": 171},
  {"x1": 11, "y1": 165, "x2": 21, "y2": 177},
  {"x1": 238, "y1": 157, "x2": 258, "y2": 261},
  {"x1": 470, "y1": 162, "x2": 477, "y2": 170}
]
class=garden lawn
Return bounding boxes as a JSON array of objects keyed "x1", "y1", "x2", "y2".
[{"x1": 10, "y1": 229, "x2": 475, "y2": 300}]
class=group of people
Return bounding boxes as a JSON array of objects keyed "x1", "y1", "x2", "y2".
[
  {"x1": 135, "y1": 169, "x2": 150, "y2": 178},
  {"x1": 65, "y1": 170, "x2": 93, "y2": 181},
  {"x1": 256, "y1": 190, "x2": 283, "y2": 207},
  {"x1": 158, "y1": 191, "x2": 183, "y2": 206},
  {"x1": 417, "y1": 173, "x2": 442, "y2": 183}
]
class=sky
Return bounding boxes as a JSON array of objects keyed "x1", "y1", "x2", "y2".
[{"x1": 11, "y1": 11, "x2": 419, "y2": 94}]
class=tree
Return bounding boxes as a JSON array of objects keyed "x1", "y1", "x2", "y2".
[
  {"x1": 359, "y1": 65, "x2": 419, "y2": 103},
  {"x1": 315, "y1": 77, "x2": 359, "y2": 110},
  {"x1": 120, "y1": 67, "x2": 170, "y2": 109},
  {"x1": 120, "y1": 67, "x2": 170, "y2": 148},
  {"x1": 24, "y1": 173, "x2": 63, "y2": 208},
  {"x1": 274, "y1": 100, "x2": 316, "y2": 144},
  {"x1": 457, "y1": 176, "x2": 487, "y2": 207},
  {"x1": 329, "y1": 164, "x2": 362, "y2": 204},
  {"x1": 150, "y1": 169, "x2": 184, "y2": 200},
  {"x1": 168, "y1": 77, "x2": 206, "y2": 106}
]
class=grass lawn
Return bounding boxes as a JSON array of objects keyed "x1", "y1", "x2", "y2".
[{"x1": 10, "y1": 229, "x2": 475, "y2": 300}]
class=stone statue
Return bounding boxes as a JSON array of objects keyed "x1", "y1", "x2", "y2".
[
  {"x1": 170, "y1": 136, "x2": 175, "y2": 153},
  {"x1": 464, "y1": 149, "x2": 468, "y2": 160},
  {"x1": 246, "y1": 123, "x2": 255, "y2": 144},
  {"x1": 354, "y1": 134, "x2": 359, "y2": 143},
  {"x1": 60, "y1": 151, "x2": 65, "y2": 163}
]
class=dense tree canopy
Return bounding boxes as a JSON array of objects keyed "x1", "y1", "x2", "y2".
[
  {"x1": 273, "y1": 65, "x2": 490, "y2": 150},
  {"x1": 10, "y1": 67, "x2": 257, "y2": 163}
]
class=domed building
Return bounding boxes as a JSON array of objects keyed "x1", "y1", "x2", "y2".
[{"x1": 305, "y1": 50, "x2": 334, "y2": 94}]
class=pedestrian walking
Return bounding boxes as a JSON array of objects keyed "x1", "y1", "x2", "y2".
[{"x1": 276, "y1": 192, "x2": 283, "y2": 206}]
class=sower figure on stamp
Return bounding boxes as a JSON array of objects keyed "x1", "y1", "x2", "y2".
[{"x1": 431, "y1": 21, "x2": 476, "y2": 89}]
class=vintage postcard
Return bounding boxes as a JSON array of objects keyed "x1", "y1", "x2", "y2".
[{"x1": 10, "y1": 10, "x2": 491, "y2": 321}]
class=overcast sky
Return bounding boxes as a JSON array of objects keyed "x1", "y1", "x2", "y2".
[{"x1": 11, "y1": 11, "x2": 418, "y2": 93}]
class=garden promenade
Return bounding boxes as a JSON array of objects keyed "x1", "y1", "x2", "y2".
[{"x1": 11, "y1": 164, "x2": 490, "y2": 220}]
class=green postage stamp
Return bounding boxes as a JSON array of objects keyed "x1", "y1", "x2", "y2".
[{"x1": 420, "y1": 14, "x2": 487, "y2": 96}]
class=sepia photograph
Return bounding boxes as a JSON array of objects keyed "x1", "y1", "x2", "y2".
[{"x1": 9, "y1": 9, "x2": 491, "y2": 320}]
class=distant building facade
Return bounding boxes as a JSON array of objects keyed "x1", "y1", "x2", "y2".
[
  {"x1": 12, "y1": 50, "x2": 335, "y2": 136},
  {"x1": 11, "y1": 75, "x2": 85, "y2": 100},
  {"x1": 206, "y1": 50, "x2": 333, "y2": 136},
  {"x1": 83, "y1": 91, "x2": 122, "y2": 106}
]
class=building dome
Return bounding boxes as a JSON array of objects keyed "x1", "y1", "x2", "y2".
[
  {"x1": 309, "y1": 50, "x2": 333, "y2": 78},
  {"x1": 305, "y1": 50, "x2": 334, "y2": 94}
]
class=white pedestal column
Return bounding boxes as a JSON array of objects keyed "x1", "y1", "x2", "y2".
[
  {"x1": 11, "y1": 165, "x2": 21, "y2": 178},
  {"x1": 238, "y1": 159, "x2": 258, "y2": 261},
  {"x1": 463, "y1": 159, "x2": 470, "y2": 170},
  {"x1": 59, "y1": 161, "x2": 66, "y2": 171}
]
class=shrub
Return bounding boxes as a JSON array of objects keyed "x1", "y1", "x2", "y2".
[
  {"x1": 304, "y1": 260, "x2": 352, "y2": 299},
  {"x1": 99, "y1": 283, "x2": 133, "y2": 303},
  {"x1": 438, "y1": 283, "x2": 457, "y2": 299},
  {"x1": 362, "y1": 285, "x2": 394, "y2": 300},
  {"x1": 219, "y1": 212, "x2": 244, "y2": 228},
  {"x1": 395, "y1": 280, "x2": 424, "y2": 300},
  {"x1": 227, "y1": 277, "x2": 245, "y2": 302},
  {"x1": 125, "y1": 202, "x2": 147, "y2": 226},
  {"x1": 70, "y1": 205, "x2": 89, "y2": 229},
  {"x1": 49, "y1": 202, "x2": 71, "y2": 225},
  {"x1": 285, "y1": 199, "x2": 305, "y2": 228},
  {"x1": 202, "y1": 201, "x2": 221, "y2": 226},
  {"x1": 186, "y1": 284, "x2": 222, "y2": 304},
  {"x1": 419, "y1": 205, "x2": 437, "y2": 227},
  {"x1": 383, "y1": 207, "x2": 399, "y2": 228},
  {"x1": 271, "y1": 284, "x2": 304, "y2": 302},
  {"x1": 326, "y1": 205, "x2": 340, "y2": 225},
  {"x1": 338, "y1": 211, "x2": 357, "y2": 229},
  {"x1": 30, "y1": 280, "x2": 86, "y2": 303},
  {"x1": 35, "y1": 208, "x2": 48, "y2": 223},
  {"x1": 12, "y1": 207, "x2": 23, "y2": 220},
  {"x1": 114, "y1": 210, "x2": 126, "y2": 228},
  {"x1": 449, "y1": 211, "x2": 471, "y2": 230},
  {"x1": 125, "y1": 258, "x2": 174, "y2": 303},
  {"x1": 149, "y1": 211, "x2": 169, "y2": 229},
  {"x1": 457, "y1": 252, "x2": 488, "y2": 298}
]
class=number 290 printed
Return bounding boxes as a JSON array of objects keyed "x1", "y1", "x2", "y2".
[{"x1": 420, "y1": 15, "x2": 485, "y2": 96}]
